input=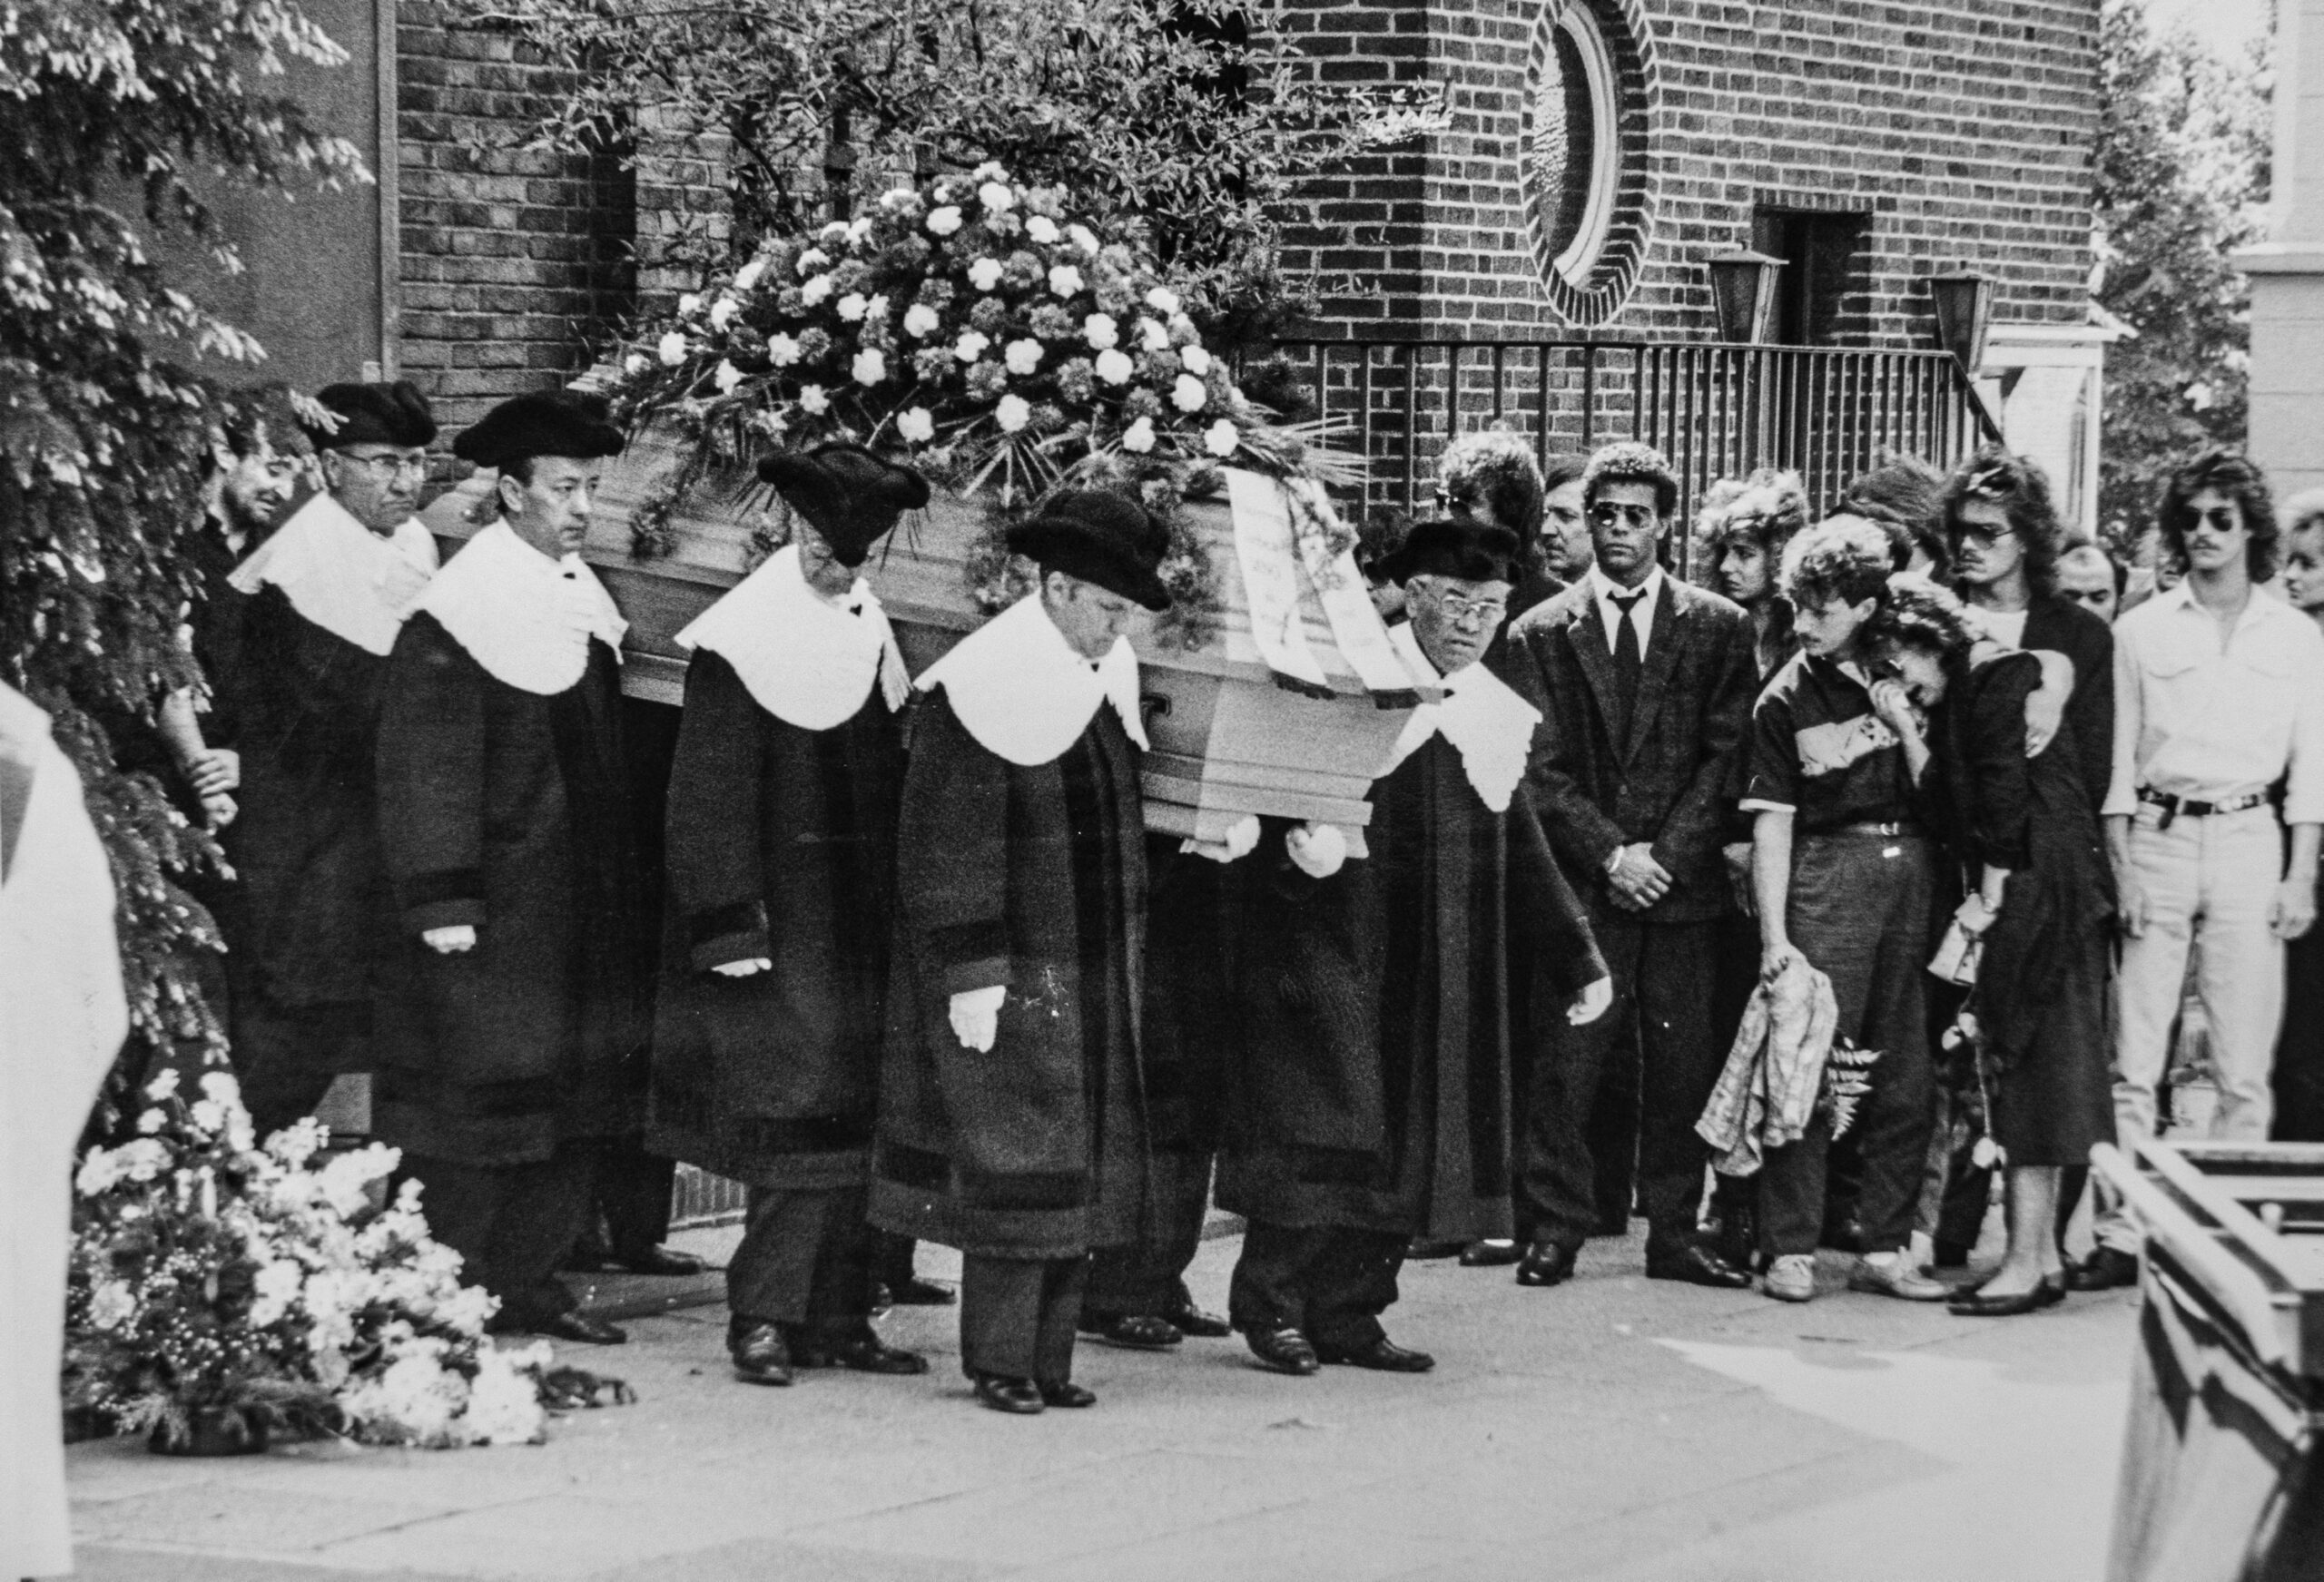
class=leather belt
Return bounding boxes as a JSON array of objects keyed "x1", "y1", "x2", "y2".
[
  {"x1": 1829, "y1": 820, "x2": 1922, "y2": 839},
  {"x1": 2139, "y1": 787, "x2": 2271, "y2": 829}
]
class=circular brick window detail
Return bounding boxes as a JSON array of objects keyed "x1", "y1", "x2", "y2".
[{"x1": 1522, "y1": 0, "x2": 1649, "y2": 326}]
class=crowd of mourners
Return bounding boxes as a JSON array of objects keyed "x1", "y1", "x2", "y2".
[{"x1": 125, "y1": 373, "x2": 2324, "y2": 1415}]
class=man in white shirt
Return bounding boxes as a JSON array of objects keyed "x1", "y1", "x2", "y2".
[{"x1": 2080, "y1": 451, "x2": 2324, "y2": 1288}]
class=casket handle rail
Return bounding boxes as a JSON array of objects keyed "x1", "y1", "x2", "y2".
[{"x1": 2092, "y1": 1142, "x2": 2298, "y2": 1371}]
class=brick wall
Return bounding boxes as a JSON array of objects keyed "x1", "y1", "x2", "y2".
[
  {"x1": 1279, "y1": 0, "x2": 2101, "y2": 345},
  {"x1": 395, "y1": 3, "x2": 636, "y2": 439}
]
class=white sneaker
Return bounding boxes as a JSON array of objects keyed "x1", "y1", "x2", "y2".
[{"x1": 1765, "y1": 1253, "x2": 1817, "y2": 1302}]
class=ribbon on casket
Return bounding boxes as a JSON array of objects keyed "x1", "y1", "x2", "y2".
[{"x1": 1223, "y1": 468, "x2": 1426, "y2": 708}]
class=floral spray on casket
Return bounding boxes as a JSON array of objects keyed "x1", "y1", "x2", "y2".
[{"x1": 65, "y1": 1070, "x2": 630, "y2": 1454}]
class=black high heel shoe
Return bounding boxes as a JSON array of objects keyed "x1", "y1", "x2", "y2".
[{"x1": 1948, "y1": 1281, "x2": 2048, "y2": 1317}]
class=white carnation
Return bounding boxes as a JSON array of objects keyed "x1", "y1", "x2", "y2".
[
  {"x1": 136, "y1": 1107, "x2": 164, "y2": 1134},
  {"x1": 732, "y1": 257, "x2": 767, "y2": 292},
  {"x1": 1138, "y1": 317, "x2": 1173, "y2": 353},
  {"x1": 897, "y1": 407, "x2": 935, "y2": 444},
  {"x1": 798, "y1": 384, "x2": 831, "y2": 415},
  {"x1": 1180, "y1": 344, "x2": 1214, "y2": 376},
  {"x1": 954, "y1": 330, "x2": 990, "y2": 363},
  {"x1": 657, "y1": 330, "x2": 688, "y2": 367},
  {"x1": 996, "y1": 394, "x2": 1032, "y2": 433},
  {"x1": 1003, "y1": 339, "x2": 1044, "y2": 376},
  {"x1": 820, "y1": 221, "x2": 852, "y2": 241},
  {"x1": 75, "y1": 1146, "x2": 124, "y2": 1195},
  {"x1": 836, "y1": 291, "x2": 869, "y2": 323},
  {"x1": 765, "y1": 332, "x2": 801, "y2": 367},
  {"x1": 978, "y1": 181, "x2": 1016, "y2": 212},
  {"x1": 1145, "y1": 285, "x2": 1182, "y2": 314},
  {"x1": 623, "y1": 352, "x2": 648, "y2": 378},
  {"x1": 852, "y1": 348, "x2": 887, "y2": 386},
  {"x1": 1094, "y1": 349, "x2": 1136, "y2": 386},
  {"x1": 1204, "y1": 418, "x2": 1241, "y2": 457},
  {"x1": 677, "y1": 292, "x2": 704, "y2": 318},
  {"x1": 1067, "y1": 223, "x2": 1101, "y2": 256},
  {"x1": 863, "y1": 293, "x2": 891, "y2": 322},
  {"x1": 926, "y1": 206, "x2": 964, "y2": 236},
  {"x1": 1025, "y1": 215, "x2": 1060, "y2": 244},
  {"x1": 87, "y1": 1280, "x2": 136, "y2": 1331},
  {"x1": 968, "y1": 258, "x2": 1005, "y2": 292},
  {"x1": 800, "y1": 274, "x2": 834, "y2": 307},
  {"x1": 1083, "y1": 313, "x2": 1119, "y2": 350},
  {"x1": 903, "y1": 303, "x2": 942, "y2": 339},
  {"x1": 708, "y1": 296, "x2": 739, "y2": 330},
  {"x1": 145, "y1": 1068, "x2": 180, "y2": 1101},
  {"x1": 1048, "y1": 263, "x2": 1085, "y2": 299},
  {"x1": 1121, "y1": 416, "x2": 1157, "y2": 454},
  {"x1": 199, "y1": 1070, "x2": 241, "y2": 1108},
  {"x1": 847, "y1": 216, "x2": 874, "y2": 245},
  {"x1": 1172, "y1": 373, "x2": 1208, "y2": 413},
  {"x1": 796, "y1": 249, "x2": 829, "y2": 276},
  {"x1": 714, "y1": 359, "x2": 743, "y2": 393}
]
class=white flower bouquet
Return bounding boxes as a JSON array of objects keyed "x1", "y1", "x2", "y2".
[{"x1": 65, "y1": 1071, "x2": 628, "y2": 1453}]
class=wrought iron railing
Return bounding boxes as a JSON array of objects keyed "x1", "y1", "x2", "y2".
[{"x1": 1266, "y1": 338, "x2": 2004, "y2": 560}]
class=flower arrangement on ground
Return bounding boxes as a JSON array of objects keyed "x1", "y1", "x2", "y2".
[
  {"x1": 65, "y1": 1070, "x2": 628, "y2": 1453},
  {"x1": 609, "y1": 162, "x2": 1357, "y2": 645}
]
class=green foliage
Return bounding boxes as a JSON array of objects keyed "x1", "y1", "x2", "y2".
[
  {"x1": 0, "y1": 0, "x2": 367, "y2": 1082},
  {"x1": 2094, "y1": 0, "x2": 2272, "y2": 537},
  {"x1": 467, "y1": 0, "x2": 1373, "y2": 341}
]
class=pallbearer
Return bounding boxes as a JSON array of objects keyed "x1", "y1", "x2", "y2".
[
  {"x1": 872, "y1": 491, "x2": 1168, "y2": 1416},
  {"x1": 649, "y1": 444, "x2": 932, "y2": 1388},
  {"x1": 375, "y1": 389, "x2": 648, "y2": 1346},
  {"x1": 1219, "y1": 519, "x2": 1611, "y2": 1375}
]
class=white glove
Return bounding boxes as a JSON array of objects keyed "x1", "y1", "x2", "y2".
[
  {"x1": 1181, "y1": 813, "x2": 1263, "y2": 864},
  {"x1": 423, "y1": 925, "x2": 477, "y2": 955},
  {"x1": 950, "y1": 985, "x2": 1006, "y2": 1051},
  {"x1": 1566, "y1": 974, "x2": 1614, "y2": 1026},
  {"x1": 1285, "y1": 821, "x2": 1348, "y2": 879},
  {"x1": 714, "y1": 958, "x2": 773, "y2": 978}
]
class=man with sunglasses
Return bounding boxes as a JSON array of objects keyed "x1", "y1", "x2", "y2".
[
  {"x1": 214, "y1": 380, "x2": 440, "y2": 1137},
  {"x1": 1501, "y1": 442, "x2": 1762, "y2": 1291},
  {"x1": 2078, "y1": 450, "x2": 2324, "y2": 1290}
]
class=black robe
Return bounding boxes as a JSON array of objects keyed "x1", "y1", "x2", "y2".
[
  {"x1": 646, "y1": 649, "x2": 901, "y2": 1189},
  {"x1": 217, "y1": 585, "x2": 394, "y2": 1009},
  {"x1": 1217, "y1": 737, "x2": 1606, "y2": 1240},
  {"x1": 869, "y1": 690, "x2": 1150, "y2": 1261},
  {"x1": 372, "y1": 613, "x2": 651, "y2": 1166}
]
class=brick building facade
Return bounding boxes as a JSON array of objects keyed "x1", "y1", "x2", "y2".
[{"x1": 270, "y1": 0, "x2": 2109, "y2": 520}]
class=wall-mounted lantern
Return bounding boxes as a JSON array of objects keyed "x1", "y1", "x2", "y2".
[
  {"x1": 1708, "y1": 251, "x2": 1785, "y2": 344},
  {"x1": 1927, "y1": 269, "x2": 1995, "y2": 371}
]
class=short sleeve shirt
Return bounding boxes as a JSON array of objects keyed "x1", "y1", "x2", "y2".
[{"x1": 1741, "y1": 651, "x2": 1915, "y2": 832}]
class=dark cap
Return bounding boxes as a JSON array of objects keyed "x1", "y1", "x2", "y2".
[
  {"x1": 755, "y1": 444, "x2": 931, "y2": 567},
  {"x1": 306, "y1": 380, "x2": 437, "y2": 451},
  {"x1": 451, "y1": 389, "x2": 625, "y2": 472},
  {"x1": 1375, "y1": 517, "x2": 1521, "y2": 586},
  {"x1": 1008, "y1": 490, "x2": 1174, "y2": 612}
]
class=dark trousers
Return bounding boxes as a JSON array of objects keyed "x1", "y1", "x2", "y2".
[
  {"x1": 960, "y1": 1254, "x2": 1087, "y2": 1385},
  {"x1": 572, "y1": 1135, "x2": 675, "y2": 1261},
  {"x1": 1758, "y1": 833, "x2": 1936, "y2": 1258},
  {"x1": 728, "y1": 1184, "x2": 875, "y2": 1340},
  {"x1": 1085, "y1": 1147, "x2": 1211, "y2": 1320},
  {"x1": 871, "y1": 1229, "x2": 923, "y2": 1288},
  {"x1": 1584, "y1": 1036, "x2": 1640, "y2": 1235},
  {"x1": 1227, "y1": 1223, "x2": 1406, "y2": 1351},
  {"x1": 406, "y1": 1146, "x2": 590, "y2": 1330},
  {"x1": 1521, "y1": 913, "x2": 1724, "y2": 1251},
  {"x1": 233, "y1": 994, "x2": 370, "y2": 1142}
]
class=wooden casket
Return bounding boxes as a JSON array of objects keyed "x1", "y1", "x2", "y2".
[{"x1": 418, "y1": 437, "x2": 1433, "y2": 852}]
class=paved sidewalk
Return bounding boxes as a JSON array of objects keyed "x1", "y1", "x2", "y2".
[{"x1": 65, "y1": 1229, "x2": 2136, "y2": 1582}]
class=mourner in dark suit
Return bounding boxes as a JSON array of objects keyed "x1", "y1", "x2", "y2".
[
  {"x1": 1501, "y1": 442, "x2": 1761, "y2": 1291},
  {"x1": 374, "y1": 391, "x2": 649, "y2": 1345},
  {"x1": 648, "y1": 445, "x2": 932, "y2": 1387},
  {"x1": 218, "y1": 381, "x2": 439, "y2": 1138},
  {"x1": 1218, "y1": 519, "x2": 1610, "y2": 1374},
  {"x1": 870, "y1": 492, "x2": 1168, "y2": 1415}
]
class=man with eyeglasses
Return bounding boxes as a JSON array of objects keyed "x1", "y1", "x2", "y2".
[
  {"x1": 213, "y1": 379, "x2": 440, "y2": 1138},
  {"x1": 1501, "y1": 442, "x2": 1762, "y2": 1292},
  {"x1": 2076, "y1": 450, "x2": 2324, "y2": 1291}
]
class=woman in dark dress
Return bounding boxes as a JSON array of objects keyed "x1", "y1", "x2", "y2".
[{"x1": 1862, "y1": 580, "x2": 2115, "y2": 1316}]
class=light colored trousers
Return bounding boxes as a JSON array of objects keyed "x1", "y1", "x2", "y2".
[{"x1": 2096, "y1": 803, "x2": 2287, "y2": 1253}]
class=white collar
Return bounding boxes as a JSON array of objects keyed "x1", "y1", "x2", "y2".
[
  {"x1": 403, "y1": 522, "x2": 626, "y2": 695},
  {"x1": 2156, "y1": 576, "x2": 2289, "y2": 637},
  {"x1": 914, "y1": 594, "x2": 1147, "y2": 767},
  {"x1": 675, "y1": 545, "x2": 909, "y2": 730},
  {"x1": 1588, "y1": 562, "x2": 1665, "y2": 609},
  {"x1": 227, "y1": 494, "x2": 438, "y2": 655},
  {"x1": 1380, "y1": 623, "x2": 1541, "y2": 812}
]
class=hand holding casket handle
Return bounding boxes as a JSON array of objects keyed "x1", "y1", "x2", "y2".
[
  {"x1": 1566, "y1": 975, "x2": 1613, "y2": 1027},
  {"x1": 950, "y1": 984, "x2": 1005, "y2": 1051},
  {"x1": 1184, "y1": 814, "x2": 1263, "y2": 865},
  {"x1": 1285, "y1": 821, "x2": 1347, "y2": 879},
  {"x1": 714, "y1": 958, "x2": 773, "y2": 978},
  {"x1": 423, "y1": 924, "x2": 477, "y2": 954}
]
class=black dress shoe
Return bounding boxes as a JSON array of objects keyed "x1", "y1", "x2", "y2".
[
  {"x1": 1244, "y1": 1327, "x2": 1321, "y2": 1375},
  {"x1": 1315, "y1": 1336, "x2": 1435, "y2": 1372},
  {"x1": 1160, "y1": 1302, "x2": 1232, "y2": 1339},
  {"x1": 1949, "y1": 1285, "x2": 2047, "y2": 1317},
  {"x1": 2036, "y1": 1273, "x2": 2067, "y2": 1309},
  {"x1": 731, "y1": 1322, "x2": 793, "y2": 1385},
  {"x1": 611, "y1": 1246, "x2": 708, "y2": 1277},
  {"x1": 1458, "y1": 1238, "x2": 1522, "y2": 1267},
  {"x1": 971, "y1": 1372, "x2": 1045, "y2": 1414},
  {"x1": 1038, "y1": 1380, "x2": 1097, "y2": 1408},
  {"x1": 2066, "y1": 1247, "x2": 2140, "y2": 1292},
  {"x1": 803, "y1": 1333, "x2": 931, "y2": 1375},
  {"x1": 1645, "y1": 1243, "x2": 1754, "y2": 1290},
  {"x1": 1406, "y1": 1238, "x2": 1466, "y2": 1260},
  {"x1": 883, "y1": 1276, "x2": 958, "y2": 1307},
  {"x1": 534, "y1": 1310, "x2": 627, "y2": 1345},
  {"x1": 1515, "y1": 1241, "x2": 1579, "y2": 1288},
  {"x1": 1079, "y1": 1312, "x2": 1183, "y2": 1351}
]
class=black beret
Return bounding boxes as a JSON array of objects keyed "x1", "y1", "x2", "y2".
[
  {"x1": 452, "y1": 389, "x2": 625, "y2": 472},
  {"x1": 1375, "y1": 517, "x2": 1521, "y2": 586},
  {"x1": 306, "y1": 379, "x2": 437, "y2": 450},
  {"x1": 1008, "y1": 489, "x2": 1174, "y2": 613},
  {"x1": 756, "y1": 444, "x2": 931, "y2": 568}
]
